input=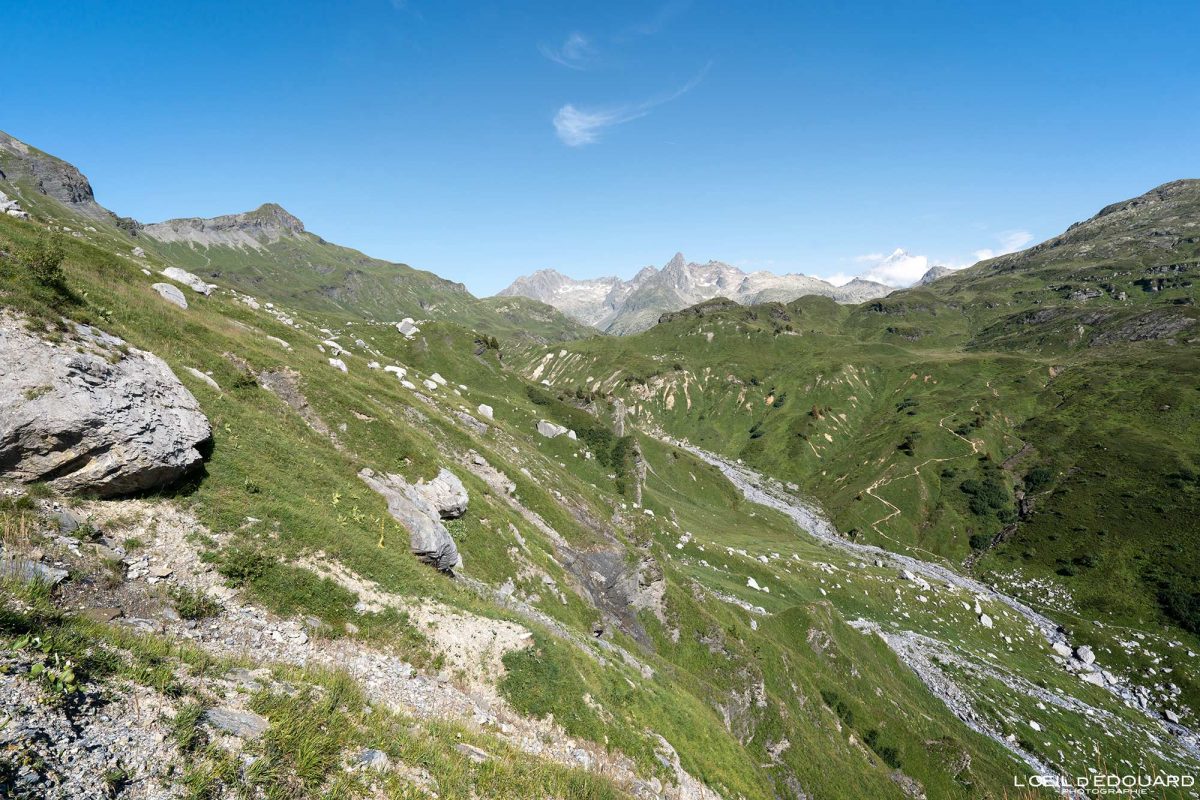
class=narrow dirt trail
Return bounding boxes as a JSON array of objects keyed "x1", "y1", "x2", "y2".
[
  {"x1": 666, "y1": 438, "x2": 1200, "y2": 769},
  {"x1": 868, "y1": 412, "x2": 979, "y2": 537}
]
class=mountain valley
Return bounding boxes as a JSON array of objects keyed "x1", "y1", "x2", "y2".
[{"x1": 0, "y1": 127, "x2": 1198, "y2": 800}]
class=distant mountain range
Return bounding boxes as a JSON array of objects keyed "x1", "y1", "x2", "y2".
[{"x1": 497, "y1": 253, "x2": 902, "y2": 334}]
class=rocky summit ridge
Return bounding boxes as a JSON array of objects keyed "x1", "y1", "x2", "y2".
[{"x1": 141, "y1": 203, "x2": 308, "y2": 249}]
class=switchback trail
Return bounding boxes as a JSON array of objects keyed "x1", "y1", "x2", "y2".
[{"x1": 667, "y1": 438, "x2": 1200, "y2": 774}]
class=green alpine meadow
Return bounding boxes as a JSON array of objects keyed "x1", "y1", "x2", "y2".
[{"x1": 2, "y1": 3, "x2": 1198, "y2": 798}]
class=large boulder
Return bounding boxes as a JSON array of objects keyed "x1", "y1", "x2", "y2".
[
  {"x1": 0, "y1": 317, "x2": 212, "y2": 496},
  {"x1": 160, "y1": 267, "x2": 213, "y2": 295},
  {"x1": 536, "y1": 419, "x2": 569, "y2": 439},
  {"x1": 415, "y1": 468, "x2": 469, "y2": 519},
  {"x1": 152, "y1": 282, "x2": 188, "y2": 309},
  {"x1": 358, "y1": 468, "x2": 462, "y2": 572}
]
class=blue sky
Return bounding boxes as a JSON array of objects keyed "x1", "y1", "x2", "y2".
[{"x1": 6, "y1": 1, "x2": 1199, "y2": 294}]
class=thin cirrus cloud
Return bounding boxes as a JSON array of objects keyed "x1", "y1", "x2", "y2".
[
  {"x1": 553, "y1": 64, "x2": 710, "y2": 147},
  {"x1": 539, "y1": 32, "x2": 594, "y2": 70}
]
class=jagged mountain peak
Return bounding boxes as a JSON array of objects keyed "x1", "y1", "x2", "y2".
[{"x1": 499, "y1": 252, "x2": 893, "y2": 333}]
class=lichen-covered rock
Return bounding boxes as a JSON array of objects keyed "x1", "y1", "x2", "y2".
[
  {"x1": 358, "y1": 468, "x2": 462, "y2": 572},
  {"x1": 0, "y1": 316, "x2": 211, "y2": 496},
  {"x1": 415, "y1": 468, "x2": 469, "y2": 519}
]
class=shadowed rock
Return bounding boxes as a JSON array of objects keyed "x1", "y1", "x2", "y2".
[
  {"x1": 0, "y1": 317, "x2": 211, "y2": 496},
  {"x1": 359, "y1": 468, "x2": 462, "y2": 572}
]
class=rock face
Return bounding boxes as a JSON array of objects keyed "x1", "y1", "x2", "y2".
[
  {"x1": 0, "y1": 130, "x2": 114, "y2": 223},
  {"x1": 0, "y1": 317, "x2": 212, "y2": 496},
  {"x1": 415, "y1": 468, "x2": 469, "y2": 519},
  {"x1": 358, "y1": 468, "x2": 462, "y2": 572},
  {"x1": 498, "y1": 253, "x2": 893, "y2": 334}
]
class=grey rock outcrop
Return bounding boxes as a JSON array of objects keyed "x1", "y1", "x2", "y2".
[
  {"x1": 203, "y1": 708, "x2": 269, "y2": 739},
  {"x1": 160, "y1": 267, "x2": 213, "y2": 295},
  {"x1": 0, "y1": 317, "x2": 212, "y2": 496},
  {"x1": 152, "y1": 283, "x2": 188, "y2": 309},
  {"x1": 358, "y1": 468, "x2": 462, "y2": 572},
  {"x1": 0, "y1": 189, "x2": 29, "y2": 219},
  {"x1": 415, "y1": 468, "x2": 469, "y2": 519},
  {"x1": 536, "y1": 420, "x2": 569, "y2": 439}
]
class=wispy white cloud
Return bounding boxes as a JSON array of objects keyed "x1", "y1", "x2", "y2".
[
  {"x1": 854, "y1": 248, "x2": 931, "y2": 286},
  {"x1": 553, "y1": 105, "x2": 652, "y2": 146},
  {"x1": 625, "y1": 0, "x2": 692, "y2": 38},
  {"x1": 553, "y1": 64, "x2": 710, "y2": 146},
  {"x1": 972, "y1": 229, "x2": 1033, "y2": 262},
  {"x1": 539, "y1": 32, "x2": 594, "y2": 70}
]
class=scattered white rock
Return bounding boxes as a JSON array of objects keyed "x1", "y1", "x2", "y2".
[
  {"x1": 328, "y1": 358, "x2": 348, "y2": 373},
  {"x1": 396, "y1": 318, "x2": 420, "y2": 338},
  {"x1": 477, "y1": 403, "x2": 494, "y2": 420},
  {"x1": 184, "y1": 367, "x2": 220, "y2": 391},
  {"x1": 160, "y1": 267, "x2": 212, "y2": 295},
  {"x1": 151, "y1": 282, "x2": 188, "y2": 309},
  {"x1": 414, "y1": 469, "x2": 469, "y2": 519},
  {"x1": 536, "y1": 420, "x2": 569, "y2": 439}
]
